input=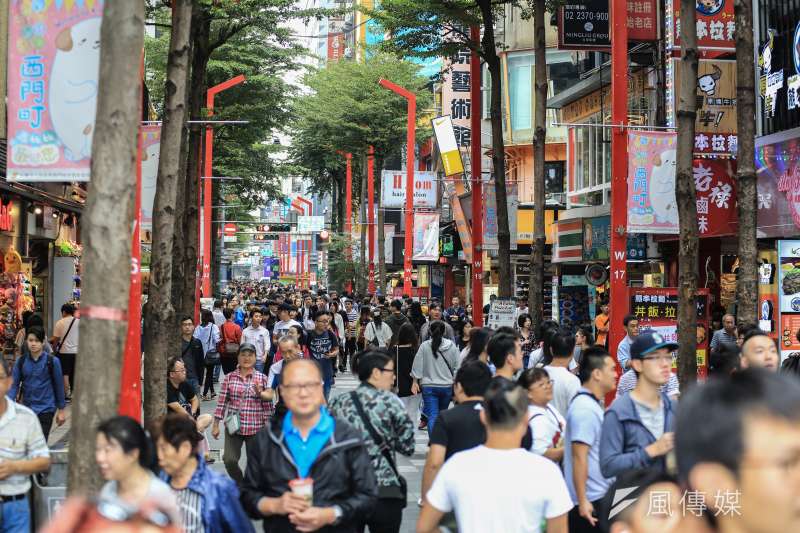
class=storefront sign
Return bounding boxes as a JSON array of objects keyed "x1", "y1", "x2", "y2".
[
  {"x1": 487, "y1": 298, "x2": 516, "y2": 329},
  {"x1": 7, "y1": 0, "x2": 104, "y2": 182},
  {"x1": 629, "y1": 287, "x2": 710, "y2": 376},
  {"x1": 756, "y1": 137, "x2": 800, "y2": 238},
  {"x1": 665, "y1": 0, "x2": 735, "y2": 53},
  {"x1": 381, "y1": 170, "x2": 437, "y2": 208},
  {"x1": 431, "y1": 115, "x2": 465, "y2": 176},
  {"x1": 0, "y1": 202, "x2": 14, "y2": 233},
  {"x1": 760, "y1": 32, "x2": 784, "y2": 118},
  {"x1": 557, "y1": 0, "x2": 657, "y2": 50},
  {"x1": 516, "y1": 208, "x2": 556, "y2": 245},
  {"x1": 554, "y1": 219, "x2": 583, "y2": 262},
  {"x1": 140, "y1": 126, "x2": 161, "y2": 231},
  {"x1": 440, "y1": 43, "x2": 472, "y2": 148},
  {"x1": 582, "y1": 216, "x2": 610, "y2": 261},
  {"x1": 297, "y1": 215, "x2": 325, "y2": 233},
  {"x1": 483, "y1": 180, "x2": 518, "y2": 251},
  {"x1": 758, "y1": 249, "x2": 779, "y2": 339},
  {"x1": 627, "y1": 131, "x2": 679, "y2": 234},
  {"x1": 440, "y1": 234, "x2": 454, "y2": 257},
  {"x1": 778, "y1": 241, "x2": 800, "y2": 361},
  {"x1": 627, "y1": 233, "x2": 647, "y2": 259},
  {"x1": 412, "y1": 213, "x2": 439, "y2": 261},
  {"x1": 444, "y1": 177, "x2": 472, "y2": 263},
  {"x1": 692, "y1": 159, "x2": 738, "y2": 236}
]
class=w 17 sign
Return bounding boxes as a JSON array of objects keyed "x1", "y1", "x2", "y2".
[
  {"x1": 381, "y1": 171, "x2": 437, "y2": 208},
  {"x1": 7, "y1": 0, "x2": 104, "y2": 181}
]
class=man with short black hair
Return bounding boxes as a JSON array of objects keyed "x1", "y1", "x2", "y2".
[
  {"x1": 488, "y1": 332, "x2": 524, "y2": 381},
  {"x1": 740, "y1": 329, "x2": 779, "y2": 371},
  {"x1": 243, "y1": 309, "x2": 270, "y2": 372},
  {"x1": 306, "y1": 311, "x2": 339, "y2": 400},
  {"x1": 384, "y1": 299, "x2": 409, "y2": 338},
  {"x1": 166, "y1": 357, "x2": 200, "y2": 418},
  {"x1": 179, "y1": 315, "x2": 205, "y2": 395},
  {"x1": 443, "y1": 295, "x2": 465, "y2": 327},
  {"x1": 272, "y1": 303, "x2": 302, "y2": 342},
  {"x1": 419, "y1": 303, "x2": 455, "y2": 342},
  {"x1": 601, "y1": 331, "x2": 677, "y2": 479},
  {"x1": 676, "y1": 369, "x2": 800, "y2": 533},
  {"x1": 212, "y1": 300, "x2": 226, "y2": 327},
  {"x1": 545, "y1": 330, "x2": 581, "y2": 418},
  {"x1": 51, "y1": 302, "x2": 79, "y2": 400},
  {"x1": 616, "y1": 315, "x2": 639, "y2": 370},
  {"x1": 564, "y1": 347, "x2": 617, "y2": 532}
]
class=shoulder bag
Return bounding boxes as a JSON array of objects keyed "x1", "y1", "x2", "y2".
[
  {"x1": 220, "y1": 323, "x2": 240, "y2": 357},
  {"x1": 204, "y1": 327, "x2": 221, "y2": 366},
  {"x1": 350, "y1": 391, "x2": 407, "y2": 505},
  {"x1": 54, "y1": 318, "x2": 76, "y2": 356}
]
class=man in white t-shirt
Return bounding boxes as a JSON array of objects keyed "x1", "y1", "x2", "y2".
[
  {"x1": 272, "y1": 303, "x2": 302, "y2": 342},
  {"x1": 418, "y1": 379, "x2": 571, "y2": 533},
  {"x1": 545, "y1": 330, "x2": 581, "y2": 418},
  {"x1": 51, "y1": 303, "x2": 79, "y2": 399},
  {"x1": 242, "y1": 309, "x2": 270, "y2": 372}
]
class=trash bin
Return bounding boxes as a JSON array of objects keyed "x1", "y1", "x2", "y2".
[{"x1": 32, "y1": 449, "x2": 68, "y2": 529}]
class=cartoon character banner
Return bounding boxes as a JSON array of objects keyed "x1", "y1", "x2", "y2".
[
  {"x1": 413, "y1": 212, "x2": 439, "y2": 261},
  {"x1": 7, "y1": 0, "x2": 103, "y2": 182},
  {"x1": 627, "y1": 131, "x2": 679, "y2": 234},
  {"x1": 140, "y1": 126, "x2": 160, "y2": 233}
]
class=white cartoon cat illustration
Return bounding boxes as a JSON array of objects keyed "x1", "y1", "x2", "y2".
[
  {"x1": 649, "y1": 149, "x2": 678, "y2": 225},
  {"x1": 141, "y1": 142, "x2": 160, "y2": 222},
  {"x1": 48, "y1": 17, "x2": 101, "y2": 162}
]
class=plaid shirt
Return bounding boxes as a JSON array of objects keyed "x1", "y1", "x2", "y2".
[{"x1": 213, "y1": 369, "x2": 274, "y2": 436}]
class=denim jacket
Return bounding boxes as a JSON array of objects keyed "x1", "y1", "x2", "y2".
[
  {"x1": 159, "y1": 455, "x2": 254, "y2": 533},
  {"x1": 599, "y1": 392, "x2": 676, "y2": 479}
]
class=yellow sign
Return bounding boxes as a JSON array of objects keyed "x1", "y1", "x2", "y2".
[
  {"x1": 516, "y1": 209, "x2": 555, "y2": 245},
  {"x1": 431, "y1": 115, "x2": 465, "y2": 176}
]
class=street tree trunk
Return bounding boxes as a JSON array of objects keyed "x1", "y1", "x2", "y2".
[
  {"x1": 478, "y1": 0, "x2": 512, "y2": 297},
  {"x1": 143, "y1": 0, "x2": 192, "y2": 424},
  {"x1": 734, "y1": 0, "x2": 757, "y2": 325},
  {"x1": 377, "y1": 157, "x2": 387, "y2": 293},
  {"x1": 180, "y1": 5, "x2": 210, "y2": 315},
  {"x1": 528, "y1": 0, "x2": 547, "y2": 333},
  {"x1": 67, "y1": 0, "x2": 144, "y2": 495},
  {"x1": 676, "y1": 0, "x2": 700, "y2": 387}
]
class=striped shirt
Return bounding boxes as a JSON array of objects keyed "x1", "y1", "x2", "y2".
[
  {"x1": 0, "y1": 400, "x2": 50, "y2": 496},
  {"x1": 174, "y1": 487, "x2": 205, "y2": 533},
  {"x1": 213, "y1": 369, "x2": 273, "y2": 436},
  {"x1": 346, "y1": 309, "x2": 359, "y2": 338}
]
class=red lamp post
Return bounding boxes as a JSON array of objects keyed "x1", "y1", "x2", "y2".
[
  {"x1": 378, "y1": 79, "x2": 416, "y2": 295},
  {"x1": 470, "y1": 26, "x2": 483, "y2": 326},
  {"x1": 337, "y1": 150, "x2": 354, "y2": 292},
  {"x1": 367, "y1": 146, "x2": 376, "y2": 294}
]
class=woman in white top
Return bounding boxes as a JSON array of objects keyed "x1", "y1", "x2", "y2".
[
  {"x1": 364, "y1": 309, "x2": 393, "y2": 347},
  {"x1": 96, "y1": 416, "x2": 178, "y2": 521},
  {"x1": 518, "y1": 367, "x2": 565, "y2": 463}
]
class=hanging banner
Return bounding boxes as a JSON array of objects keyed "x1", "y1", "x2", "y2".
[
  {"x1": 413, "y1": 212, "x2": 440, "y2": 261},
  {"x1": 758, "y1": 249, "x2": 779, "y2": 340},
  {"x1": 483, "y1": 180, "x2": 519, "y2": 251},
  {"x1": 440, "y1": 45, "x2": 472, "y2": 149},
  {"x1": 431, "y1": 115, "x2": 465, "y2": 176},
  {"x1": 627, "y1": 131, "x2": 679, "y2": 234},
  {"x1": 665, "y1": 0, "x2": 736, "y2": 54},
  {"x1": 444, "y1": 177, "x2": 473, "y2": 263},
  {"x1": 140, "y1": 126, "x2": 161, "y2": 232},
  {"x1": 381, "y1": 170, "x2": 437, "y2": 208},
  {"x1": 7, "y1": 0, "x2": 104, "y2": 182}
]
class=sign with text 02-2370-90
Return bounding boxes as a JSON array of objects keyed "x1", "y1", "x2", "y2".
[{"x1": 381, "y1": 170, "x2": 438, "y2": 209}]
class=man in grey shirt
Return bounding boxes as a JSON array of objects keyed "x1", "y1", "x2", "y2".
[
  {"x1": 419, "y1": 305, "x2": 455, "y2": 342},
  {"x1": 710, "y1": 313, "x2": 737, "y2": 351}
]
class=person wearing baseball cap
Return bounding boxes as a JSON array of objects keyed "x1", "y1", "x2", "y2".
[{"x1": 600, "y1": 330, "x2": 678, "y2": 479}]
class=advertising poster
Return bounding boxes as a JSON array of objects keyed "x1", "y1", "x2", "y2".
[
  {"x1": 756, "y1": 137, "x2": 800, "y2": 239},
  {"x1": 483, "y1": 180, "x2": 518, "y2": 251},
  {"x1": 778, "y1": 241, "x2": 800, "y2": 361},
  {"x1": 559, "y1": 285, "x2": 590, "y2": 332},
  {"x1": 582, "y1": 216, "x2": 611, "y2": 261},
  {"x1": 7, "y1": 0, "x2": 104, "y2": 182},
  {"x1": 629, "y1": 287, "x2": 710, "y2": 377},
  {"x1": 627, "y1": 131, "x2": 679, "y2": 234},
  {"x1": 381, "y1": 170, "x2": 437, "y2": 208},
  {"x1": 413, "y1": 213, "x2": 439, "y2": 261},
  {"x1": 487, "y1": 298, "x2": 516, "y2": 329},
  {"x1": 444, "y1": 177, "x2": 473, "y2": 263},
  {"x1": 140, "y1": 126, "x2": 161, "y2": 232},
  {"x1": 665, "y1": 0, "x2": 736, "y2": 53},
  {"x1": 431, "y1": 115, "x2": 465, "y2": 176},
  {"x1": 758, "y1": 249, "x2": 779, "y2": 339}
]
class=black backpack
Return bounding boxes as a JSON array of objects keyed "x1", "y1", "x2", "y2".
[{"x1": 15, "y1": 353, "x2": 57, "y2": 403}]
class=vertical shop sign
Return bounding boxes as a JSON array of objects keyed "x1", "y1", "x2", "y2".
[
  {"x1": 140, "y1": 126, "x2": 161, "y2": 232},
  {"x1": 440, "y1": 39, "x2": 472, "y2": 149},
  {"x1": 431, "y1": 115, "x2": 465, "y2": 176},
  {"x1": 413, "y1": 213, "x2": 440, "y2": 261},
  {"x1": 482, "y1": 180, "x2": 518, "y2": 251},
  {"x1": 758, "y1": 249, "x2": 779, "y2": 339},
  {"x1": 7, "y1": 0, "x2": 104, "y2": 182},
  {"x1": 665, "y1": 0, "x2": 735, "y2": 52},
  {"x1": 778, "y1": 240, "x2": 800, "y2": 361},
  {"x1": 557, "y1": 0, "x2": 657, "y2": 50},
  {"x1": 627, "y1": 131, "x2": 679, "y2": 234}
]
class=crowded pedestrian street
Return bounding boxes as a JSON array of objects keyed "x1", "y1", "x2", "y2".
[{"x1": 1, "y1": 0, "x2": 800, "y2": 533}]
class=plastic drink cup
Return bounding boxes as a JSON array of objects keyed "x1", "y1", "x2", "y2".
[{"x1": 289, "y1": 478, "x2": 314, "y2": 504}]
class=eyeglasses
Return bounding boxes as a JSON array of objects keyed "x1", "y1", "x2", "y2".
[
  {"x1": 380, "y1": 367, "x2": 396, "y2": 374},
  {"x1": 281, "y1": 381, "x2": 323, "y2": 392},
  {"x1": 641, "y1": 354, "x2": 674, "y2": 363}
]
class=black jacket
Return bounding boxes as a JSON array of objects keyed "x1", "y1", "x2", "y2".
[{"x1": 240, "y1": 415, "x2": 378, "y2": 533}]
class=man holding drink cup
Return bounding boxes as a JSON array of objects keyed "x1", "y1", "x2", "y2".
[{"x1": 241, "y1": 358, "x2": 377, "y2": 532}]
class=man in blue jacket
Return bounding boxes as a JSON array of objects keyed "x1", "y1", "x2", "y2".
[{"x1": 600, "y1": 330, "x2": 677, "y2": 479}]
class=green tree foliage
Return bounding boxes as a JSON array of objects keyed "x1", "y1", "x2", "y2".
[
  {"x1": 325, "y1": 234, "x2": 363, "y2": 291},
  {"x1": 290, "y1": 54, "x2": 433, "y2": 202}
]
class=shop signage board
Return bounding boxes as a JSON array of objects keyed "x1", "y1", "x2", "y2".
[
  {"x1": 665, "y1": 0, "x2": 736, "y2": 53},
  {"x1": 483, "y1": 180, "x2": 518, "y2": 251},
  {"x1": 412, "y1": 213, "x2": 439, "y2": 261},
  {"x1": 444, "y1": 177, "x2": 473, "y2": 263},
  {"x1": 627, "y1": 131, "x2": 679, "y2": 234},
  {"x1": 140, "y1": 126, "x2": 161, "y2": 231},
  {"x1": 431, "y1": 115, "x2": 465, "y2": 176},
  {"x1": 666, "y1": 60, "x2": 738, "y2": 157},
  {"x1": 778, "y1": 241, "x2": 800, "y2": 361},
  {"x1": 487, "y1": 298, "x2": 516, "y2": 329},
  {"x1": 554, "y1": 219, "x2": 583, "y2": 262},
  {"x1": 440, "y1": 42, "x2": 472, "y2": 149},
  {"x1": 756, "y1": 137, "x2": 800, "y2": 238},
  {"x1": 627, "y1": 233, "x2": 647, "y2": 259},
  {"x1": 758, "y1": 249, "x2": 779, "y2": 339},
  {"x1": 7, "y1": 0, "x2": 104, "y2": 182},
  {"x1": 582, "y1": 216, "x2": 611, "y2": 261},
  {"x1": 297, "y1": 215, "x2": 325, "y2": 233},
  {"x1": 629, "y1": 287, "x2": 710, "y2": 377},
  {"x1": 557, "y1": 0, "x2": 657, "y2": 50},
  {"x1": 381, "y1": 170, "x2": 437, "y2": 208}
]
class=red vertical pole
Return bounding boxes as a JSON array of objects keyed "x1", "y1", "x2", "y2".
[
  {"x1": 119, "y1": 54, "x2": 144, "y2": 421},
  {"x1": 403, "y1": 99, "x2": 416, "y2": 295},
  {"x1": 368, "y1": 146, "x2": 376, "y2": 294},
  {"x1": 470, "y1": 26, "x2": 483, "y2": 327},
  {"x1": 345, "y1": 153, "x2": 353, "y2": 233},
  {"x1": 609, "y1": 0, "x2": 629, "y2": 375},
  {"x1": 202, "y1": 124, "x2": 213, "y2": 297}
]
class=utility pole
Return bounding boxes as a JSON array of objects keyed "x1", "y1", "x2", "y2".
[{"x1": 470, "y1": 25, "x2": 483, "y2": 326}]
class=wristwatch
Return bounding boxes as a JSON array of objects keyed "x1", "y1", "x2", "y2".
[{"x1": 331, "y1": 505, "x2": 344, "y2": 525}]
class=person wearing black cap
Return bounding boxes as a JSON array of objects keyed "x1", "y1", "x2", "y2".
[{"x1": 599, "y1": 330, "x2": 678, "y2": 479}]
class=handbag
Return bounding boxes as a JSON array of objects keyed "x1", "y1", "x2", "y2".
[
  {"x1": 204, "y1": 327, "x2": 221, "y2": 366},
  {"x1": 224, "y1": 409, "x2": 241, "y2": 435},
  {"x1": 54, "y1": 318, "x2": 76, "y2": 356},
  {"x1": 350, "y1": 391, "x2": 407, "y2": 505},
  {"x1": 219, "y1": 323, "x2": 240, "y2": 357}
]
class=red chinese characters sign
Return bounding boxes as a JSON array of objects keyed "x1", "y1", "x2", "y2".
[
  {"x1": 626, "y1": 0, "x2": 658, "y2": 40},
  {"x1": 693, "y1": 159, "x2": 738, "y2": 237},
  {"x1": 666, "y1": 0, "x2": 735, "y2": 53}
]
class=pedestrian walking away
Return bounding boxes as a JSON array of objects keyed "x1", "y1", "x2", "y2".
[{"x1": 50, "y1": 302, "x2": 79, "y2": 401}]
